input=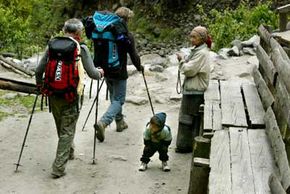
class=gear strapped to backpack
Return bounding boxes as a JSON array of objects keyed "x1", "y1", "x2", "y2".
[
  {"x1": 83, "y1": 11, "x2": 128, "y2": 73},
  {"x1": 42, "y1": 36, "x2": 84, "y2": 103}
]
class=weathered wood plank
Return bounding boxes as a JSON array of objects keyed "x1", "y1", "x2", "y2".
[
  {"x1": 277, "y1": 4, "x2": 290, "y2": 13},
  {"x1": 258, "y1": 25, "x2": 271, "y2": 48},
  {"x1": 220, "y1": 81, "x2": 248, "y2": 127},
  {"x1": 203, "y1": 101, "x2": 222, "y2": 131},
  {"x1": 264, "y1": 107, "x2": 290, "y2": 192},
  {"x1": 270, "y1": 37, "x2": 290, "y2": 64},
  {"x1": 204, "y1": 80, "x2": 220, "y2": 101},
  {"x1": 212, "y1": 101, "x2": 222, "y2": 131},
  {"x1": 252, "y1": 67, "x2": 275, "y2": 109},
  {"x1": 204, "y1": 102, "x2": 213, "y2": 131},
  {"x1": 248, "y1": 129, "x2": 278, "y2": 194},
  {"x1": 256, "y1": 44, "x2": 277, "y2": 85},
  {"x1": 229, "y1": 127, "x2": 255, "y2": 194},
  {"x1": 271, "y1": 47, "x2": 290, "y2": 96},
  {"x1": 269, "y1": 173, "x2": 287, "y2": 194},
  {"x1": 275, "y1": 77, "x2": 290, "y2": 137},
  {"x1": 209, "y1": 130, "x2": 231, "y2": 194},
  {"x1": 242, "y1": 84, "x2": 265, "y2": 127}
]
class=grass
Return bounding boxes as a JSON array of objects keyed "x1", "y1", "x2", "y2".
[{"x1": 0, "y1": 90, "x2": 40, "y2": 121}]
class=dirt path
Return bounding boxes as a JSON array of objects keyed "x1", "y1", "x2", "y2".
[
  {"x1": 0, "y1": 72, "x2": 191, "y2": 194},
  {"x1": 0, "y1": 54, "x2": 257, "y2": 194}
]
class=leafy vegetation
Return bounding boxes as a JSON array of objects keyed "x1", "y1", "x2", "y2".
[
  {"x1": 0, "y1": 0, "x2": 279, "y2": 58},
  {"x1": 199, "y1": 2, "x2": 278, "y2": 51}
]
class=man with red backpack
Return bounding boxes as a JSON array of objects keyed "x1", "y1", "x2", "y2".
[{"x1": 35, "y1": 18, "x2": 104, "y2": 178}]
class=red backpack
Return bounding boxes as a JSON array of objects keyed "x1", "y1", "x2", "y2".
[{"x1": 42, "y1": 37, "x2": 80, "y2": 103}]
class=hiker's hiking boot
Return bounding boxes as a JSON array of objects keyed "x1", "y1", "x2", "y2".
[
  {"x1": 69, "y1": 147, "x2": 74, "y2": 160},
  {"x1": 116, "y1": 119, "x2": 128, "y2": 132},
  {"x1": 138, "y1": 162, "x2": 147, "y2": 171},
  {"x1": 51, "y1": 171, "x2": 66, "y2": 179},
  {"x1": 162, "y1": 161, "x2": 170, "y2": 172},
  {"x1": 94, "y1": 121, "x2": 106, "y2": 142}
]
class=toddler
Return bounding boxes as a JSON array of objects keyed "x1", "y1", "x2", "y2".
[{"x1": 139, "y1": 112, "x2": 172, "y2": 172}]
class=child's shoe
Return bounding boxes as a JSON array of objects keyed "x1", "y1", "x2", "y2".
[
  {"x1": 138, "y1": 162, "x2": 147, "y2": 171},
  {"x1": 162, "y1": 161, "x2": 170, "y2": 172}
]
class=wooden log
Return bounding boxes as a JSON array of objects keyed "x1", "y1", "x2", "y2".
[
  {"x1": 0, "y1": 60, "x2": 30, "y2": 76},
  {"x1": 220, "y1": 81, "x2": 248, "y2": 127},
  {"x1": 264, "y1": 107, "x2": 290, "y2": 192},
  {"x1": 188, "y1": 137, "x2": 210, "y2": 194},
  {"x1": 274, "y1": 77, "x2": 290, "y2": 138},
  {"x1": 193, "y1": 136, "x2": 210, "y2": 159},
  {"x1": 248, "y1": 129, "x2": 278, "y2": 194},
  {"x1": 0, "y1": 56, "x2": 34, "y2": 77},
  {"x1": 277, "y1": 4, "x2": 290, "y2": 32},
  {"x1": 229, "y1": 127, "x2": 255, "y2": 194},
  {"x1": 242, "y1": 83, "x2": 265, "y2": 128},
  {"x1": 209, "y1": 130, "x2": 231, "y2": 194},
  {"x1": 0, "y1": 77, "x2": 37, "y2": 94},
  {"x1": 256, "y1": 44, "x2": 277, "y2": 85},
  {"x1": 271, "y1": 47, "x2": 290, "y2": 95},
  {"x1": 253, "y1": 67, "x2": 275, "y2": 109},
  {"x1": 270, "y1": 37, "x2": 290, "y2": 64},
  {"x1": 203, "y1": 132, "x2": 214, "y2": 139},
  {"x1": 258, "y1": 25, "x2": 271, "y2": 52},
  {"x1": 269, "y1": 173, "x2": 287, "y2": 194}
]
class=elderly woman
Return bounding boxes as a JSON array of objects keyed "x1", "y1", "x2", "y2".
[{"x1": 175, "y1": 26, "x2": 211, "y2": 153}]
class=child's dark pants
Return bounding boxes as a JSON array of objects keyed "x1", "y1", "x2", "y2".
[{"x1": 140, "y1": 143, "x2": 169, "y2": 164}]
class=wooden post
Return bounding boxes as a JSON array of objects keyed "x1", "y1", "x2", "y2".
[
  {"x1": 269, "y1": 173, "x2": 287, "y2": 194},
  {"x1": 188, "y1": 136, "x2": 211, "y2": 194}
]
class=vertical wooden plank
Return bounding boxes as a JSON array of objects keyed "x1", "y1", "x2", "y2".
[
  {"x1": 220, "y1": 81, "x2": 248, "y2": 127},
  {"x1": 204, "y1": 101, "x2": 213, "y2": 131},
  {"x1": 264, "y1": 107, "x2": 290, "y2": 192},
  {"x1": 242, "y1": 84, "x2": 265, "y2": 127},
  {"x1": 248, "y1": 129, "x2": 278, "y2": 194},
  {"x1": 209, "y1": 130, "x2": 231, "y2": 194},
  {"x1": 204, "y1": 80, "x2": 220, "y2": 101},
  {"x1": 212, "y1": 101, "x2": 222, "y2": 131},
  {"x1": 204, "y1": 80, "x2": 221, "y2": 131},
  {"x1": 256, "y1": 44, "x2": 277, "y2": 85},
  {"x1": 252, "y1": 68, "x2": 275, "y2": 110},
  {"x1": 229, "y1": 127, "x2": 255, "y2": 194}
]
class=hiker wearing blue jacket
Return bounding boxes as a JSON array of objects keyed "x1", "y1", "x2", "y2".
[
  {"x1": 94, "y1": 7, "x2": 144, "y2": 142},
  {"x1": 139, "y1": 112, "x2": 172, "y2": 172}
]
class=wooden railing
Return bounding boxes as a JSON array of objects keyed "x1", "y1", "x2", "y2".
[
  {"x1": 277, "y1": 4, "x2": 290, "y2": 32},
  {"x1": 255, "y1": 24, "x2": 290, "y2": 193}
]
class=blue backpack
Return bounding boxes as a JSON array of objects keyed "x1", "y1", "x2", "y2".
[{"x1": 84, "y1": 11, "x2": 128, "y2": 73}]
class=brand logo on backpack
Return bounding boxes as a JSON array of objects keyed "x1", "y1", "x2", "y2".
[
  {"x1": 55, "y1": 61, "x2": 63, "y2": 81},
  {"x1": 83, "y1": 11, "x2": 129, "y2": 74},
  {"x1": 42, "y1": 37, "x2": 80, "y2": 103}
]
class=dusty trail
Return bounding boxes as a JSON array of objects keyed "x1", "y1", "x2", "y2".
[{"x1": 0, "y1": 72, "x2": 191, "y2": 194}]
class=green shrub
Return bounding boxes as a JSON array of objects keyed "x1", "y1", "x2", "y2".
[{"x1": 201, "y1": 2, "x2": 278, "y2": 51}]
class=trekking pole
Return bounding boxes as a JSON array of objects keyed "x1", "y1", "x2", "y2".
[
  {"x1": 81, "y1": 79, "x2": 105, "y2": 131},
  {"x1": 89, "y1": 79, "x2": 93, "y2": 99},
  {"x1": 14, "y1": 94, "x2": 39, "y2": 172},
  {"x1": 92, "y1": 79, "x2": 101, "y2": 164},
  {"x1": 142, "y1": 72, "x2": 155, "y2": 115}
]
